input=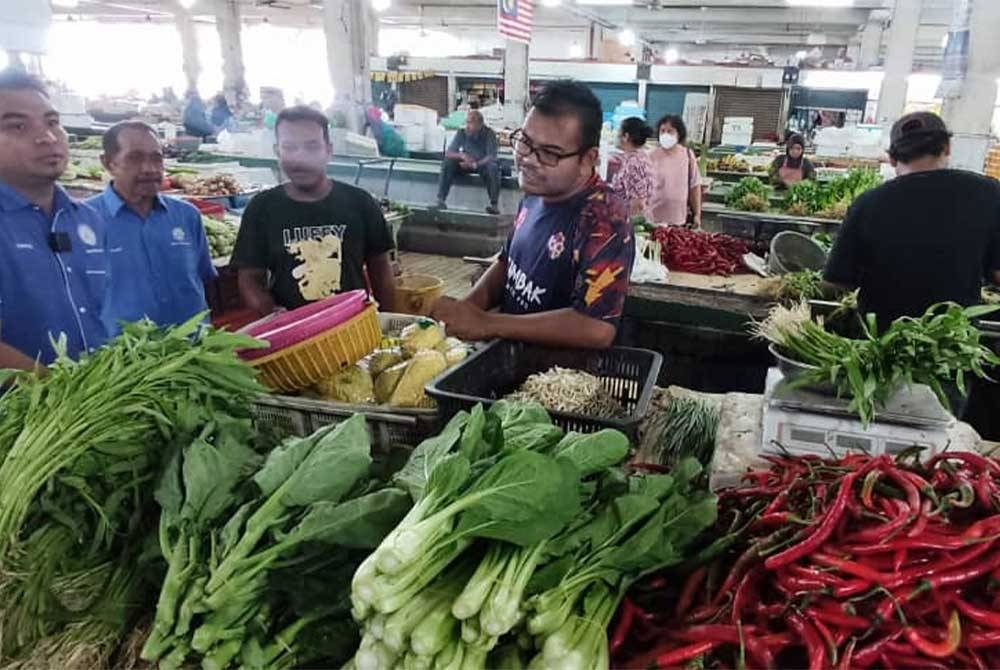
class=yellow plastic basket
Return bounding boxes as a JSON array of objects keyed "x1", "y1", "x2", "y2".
[{"x1": 250, "y1": 304, "x2": 382, "y2": 393}]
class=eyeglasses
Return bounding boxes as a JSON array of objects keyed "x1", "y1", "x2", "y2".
[{"x1": 510, "y1": 129, "x2": 589, "y2": 168}]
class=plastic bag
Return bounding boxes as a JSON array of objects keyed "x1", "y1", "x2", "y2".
[{"x1": 631, "y1": 234, "x2": 669, "y2": 284}]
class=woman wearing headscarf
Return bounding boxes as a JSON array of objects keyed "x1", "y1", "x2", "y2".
[{"x1": 770, "y1": 133, "x2": 816, "y2": 188}]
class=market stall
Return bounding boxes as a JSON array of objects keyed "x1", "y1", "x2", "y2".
[{"x1": 0, "y1": 290, "x2": 997, "y2": 670}]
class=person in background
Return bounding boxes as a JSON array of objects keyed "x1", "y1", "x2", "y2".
[
  {"x1": 231, "y1": 105, "x2": 396, "y2": 315},
  {"x1": 182, "y1": 90, "x2": 214, "y2": 139},
  {"x1": 0, "y1": 69, "x2": 110, "y2": 370},
  {"x1": 610, "y1": 117, "x2": 654, "y2": 218},
  {"x1": 88, "y1": 121, "x2": 216, "y2": 334},
  {"x1": 824, "y1": 112, "x2": 1000, "y2": 415},
  {"x1": 435, "y1": 110, "x2": 501, "y2": 215},
  {"x1": 770, "y1": 133, "x2": 816, "y2": 188},
  {"x1": 208, "y1": 93, "x2": 234, "y2": 132},
  {"x1": 647, "y1": 114, "x2": 702, "y2": 227},
  {"x1": 430, "y1": 80, "x2": 634, "y2": 349}
]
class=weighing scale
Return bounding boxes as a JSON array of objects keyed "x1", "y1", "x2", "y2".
[{"x1": 762, "y1": 368, "x2": 955, "y2": 459}]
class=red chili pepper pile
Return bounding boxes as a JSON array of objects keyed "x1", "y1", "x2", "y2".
[
  {"x1": 611, "y1": 452, "x2": 1000, "y2": 670},
  {"x1": 650, "y1": 227, "x2": 750, "y2": 276}
]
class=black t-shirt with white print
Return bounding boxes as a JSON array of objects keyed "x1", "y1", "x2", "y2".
[{"x1": 231, "y1": 181, "x2": 393, "y2": 310}]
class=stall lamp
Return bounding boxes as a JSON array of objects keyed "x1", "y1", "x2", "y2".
[
  {"x1": 178, "y1": 0, "x2": 198, "y2": 9},
  {"x1": 569, "y1": 43, "x2": 584, "y2": 58},
  {"x1": 372, "y1": 0, "x2": 391, "y2": 12},
  {"x1": 51, "y1": 0, "x2": 80, "y2": 7},
  {"x1": 618, "y1": 28, "x2": 636, "y2": 47},
  {"x1": 664, "y1": 47, "x2": 679, "y2": 64},
  {"x1": 542, "y1": 0, "x2": 562, "y2": 7}
]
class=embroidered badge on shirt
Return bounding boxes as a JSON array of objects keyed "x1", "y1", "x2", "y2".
[
  {"x1": 77, "y1": 224, "x2": 97, "y2": 246},
  {"x1": 172, "y1": 227, "x2": 186, "y2": 242},
  {"x1": 547, "y1": 232, "x2": 566, "y2": 260}
]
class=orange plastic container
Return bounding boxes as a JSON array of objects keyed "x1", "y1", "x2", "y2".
[{"x1": 249, "y1": 304, "x2": 382, "y2": 392}]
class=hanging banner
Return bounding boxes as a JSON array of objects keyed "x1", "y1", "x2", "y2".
[
  {"x1": 937, "y1": 0, "x2": 971, "y2": 99},
  {"x1": 370, "y1": 71, "x2": 437, "y2": 83}
]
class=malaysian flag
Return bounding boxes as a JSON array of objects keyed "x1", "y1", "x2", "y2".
[{"x1": 497, "y1": 0, "x2": 533, "y2": 44}]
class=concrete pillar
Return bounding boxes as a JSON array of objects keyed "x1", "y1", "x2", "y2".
[
  {"x1": 503, "y1": 40, "x2": 530, "y2": 127},
  {"x1": 324, "y1": 0, "x2": 373, "y2": 133},
  {"x1": 213, "y1": 0, "x2": 247, "y2": 102},
  {"x1": 447, "y1": 75, "x2": 458, "y2": 113},
  {"x1": 941, "y1": 0, "x2": 1000, "y2": 171},
  {"x1": 171, "y1": 1, "x2": 200, "y2": 94},
  {"x1": 876, "y1": 0, "x2": 922, "y2": 124},
  {"x1": 857, "y1": 11, "x2": 886, "y2": 69}
]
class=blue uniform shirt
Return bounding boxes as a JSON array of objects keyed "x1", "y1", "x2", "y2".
[
  {"x1": 90, "y1": 186, "x2": 217, "y2": 335},
  {"x1": 0, "y1": 180, "x2": 110, "y2": 363}
]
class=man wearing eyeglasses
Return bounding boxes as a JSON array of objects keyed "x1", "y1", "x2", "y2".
[
  {"x1": 88, "y1": 121, "x2": 216, "y2": 335},
  {"x1": 0, "y1": 70, "x2": 110, "y2": 371},
  {"x1": 431, "y1": 80, "x2": 634, "y2": 349}
]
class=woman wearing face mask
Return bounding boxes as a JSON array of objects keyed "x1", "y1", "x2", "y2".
[
  {"x1": 610, "y1": 117, "x2": 654, "y2": 218},
  {"x1": 647, "y1": 114, "x2": 702, "y2": 228},
  {"x1": 770, "y1": 133, "x2": 816, "y2": 188}
]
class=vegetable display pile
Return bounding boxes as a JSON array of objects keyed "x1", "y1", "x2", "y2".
[
  {"x1": 614, "y1": 451, "x2": 1000, "y2": 670},
  {"x1": 0, "y1": 315, "x2": 263, "y2": 667},
  {"x1": 754, "y1": 302, "x2": 1000, "y2": 424},
  {"x1": 507, "y1": 366, "x2": 625, "y2": 419},
  {"x1": 651, "y1": 397, "x2": 720, "y2": 468},
  {"x1": 726, "y1": 177, "x2": 772, "y2": 213},
  {"x1": 782, "y1": 169, "x2": 881, "y2": 219},
  {"x1": 348, "y1": 401, "x2": 718, "y2": 670},
  {"x1": 141, "y1": 415, "x2": 411, "y2": 670},
  {"x1": 201, "y1": 215, "x2": 239, "y2": 259},
  {"x1": 768, "y1": 269, "x2": 825, "y2": 305},
  {"x1": 651, "y1": 227, "x2": 750, "y2": 277}
]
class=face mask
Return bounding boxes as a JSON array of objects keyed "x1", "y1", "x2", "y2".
[{"x1": 659, "y1": 133, "x2": 678, "y2": 149}]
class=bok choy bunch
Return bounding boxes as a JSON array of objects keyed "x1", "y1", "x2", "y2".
[
  {"x1": 347, "y1": 401, "x2": 717, "y2": 670},
  {"x1": 141, "y1": 414, "x2": 411, "y2": 670}
]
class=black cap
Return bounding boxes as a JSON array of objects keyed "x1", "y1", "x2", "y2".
[{"x1": 889, "y1": 111, "x2": 951, "y2": 149}]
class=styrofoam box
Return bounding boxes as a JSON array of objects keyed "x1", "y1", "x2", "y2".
[{"x1": 394, "y1": 104, "x2": 435, "y2": 126}]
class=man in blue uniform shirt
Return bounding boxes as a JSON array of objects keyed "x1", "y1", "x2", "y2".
[
  {"x1": 0, "y1": 69, "x2": 110, "y2": 370},
  {"x1": 89, "y1": 121, "x2": 216, "y2": 335}
]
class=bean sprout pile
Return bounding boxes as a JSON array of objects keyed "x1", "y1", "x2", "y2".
[{"x1": 507, "y1": 366, "x2": 625, "y2": 419}]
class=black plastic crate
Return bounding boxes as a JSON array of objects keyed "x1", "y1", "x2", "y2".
[{"x1": 425, "y1": 340, "x2": 662, "y2": 441}]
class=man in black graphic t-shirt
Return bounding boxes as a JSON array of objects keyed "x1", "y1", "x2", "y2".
[
  {"x1": 824, "y1": 112, "x2": 1000, "y2": 332},
  {"x1": 231, "y1": 105, "x2": 396, "y2": 314}
]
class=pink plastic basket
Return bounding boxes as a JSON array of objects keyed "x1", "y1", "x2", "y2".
[{"x1": 239, "y1": 290, "x2": 368, "y2": 361}]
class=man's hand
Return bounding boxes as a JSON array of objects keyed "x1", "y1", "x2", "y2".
[
  {"x1": 460, "y1": 158, "x2": 476, "y2": 170},
  {"x1": 430, "y1": 297, "x2": 494, "y2": 341}
]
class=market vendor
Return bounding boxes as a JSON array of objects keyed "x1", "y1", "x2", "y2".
[
  {"x1": 430, "y1": 81, "x2": 634, "y2": 349},
  {"x1": 769, "y1": 133, "x2": 816, "y2": 188},
  {"x1": 824, "y1": 112, "x2": 1000, "y2": 332},
  {"x1": 88, "y1": 121, "x2": 216, "y2": 334},
  {"x1": 0, "y1": 69, "x2": 110, "y2": 370},
  {"x1": 231, "y1": 105, "x2": 396, "y2": 315}
]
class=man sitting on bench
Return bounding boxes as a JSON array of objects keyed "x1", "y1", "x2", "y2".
[{"x1": 435, "y1": 110, "x2": 501, "y2": 215}]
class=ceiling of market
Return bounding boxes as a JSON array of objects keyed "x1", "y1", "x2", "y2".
[{"x1": 57, "y1": 0, "x2": 955, "y2": 67}]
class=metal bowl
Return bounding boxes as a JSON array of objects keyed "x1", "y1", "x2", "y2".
[{"x1": 768, "y1": 344, "x2": 839, "y2": 396}]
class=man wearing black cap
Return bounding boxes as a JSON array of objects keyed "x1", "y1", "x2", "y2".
[{"x1": 825, "y1": 111, "x2": 1000, "y2": 333}]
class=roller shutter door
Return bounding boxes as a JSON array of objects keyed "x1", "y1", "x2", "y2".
[
  {"x1": 399, "y1": 76, "x2": 449, "y2": 118},
  {"x1": 711, "y1": 87, "x2": 783, "y2": 144}
]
